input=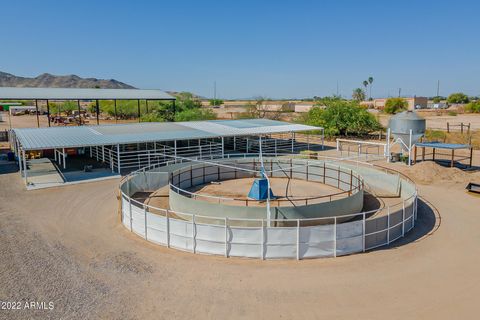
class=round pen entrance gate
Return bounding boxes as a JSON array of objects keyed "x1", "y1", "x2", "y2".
[{"x1": 119, "y1": 155, "x2": 417, "y2": 260}]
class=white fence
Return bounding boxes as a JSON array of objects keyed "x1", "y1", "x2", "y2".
[
  {"x1": 121, "y1": 194, "x2": 415, "y2": 259},
  {"x1": 119, "y1": 155, "x2": 417, "y2": 260}
]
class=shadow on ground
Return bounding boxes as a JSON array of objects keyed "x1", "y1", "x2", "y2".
[{"x1": 370, "y1": 197, "x2": 440, "y2": 252}]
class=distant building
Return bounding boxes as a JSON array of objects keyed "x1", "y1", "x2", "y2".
[{"x1": 371, "y1": 97, "x2": 428, "y2": 110}]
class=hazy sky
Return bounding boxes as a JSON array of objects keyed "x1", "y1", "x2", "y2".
[{"x1": 2, "y1": 0, "x2": 479, "y2": 99}]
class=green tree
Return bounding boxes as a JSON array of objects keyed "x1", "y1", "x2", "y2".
[
  {"x1": 304, "y1": 100, "x2": 381, "y2": 136},
  {"x1": 362, "y1": 80, "x2": 369, "y2": 99},
  {"x1": 140, "y1": 110, "x2": 165, "y2": 122},
  {"x1": 352, "y1": 88, "x2": 366, "y2": 101},
  {"x1": 174, "y1": 108, "x2": 216, "y2": 121},
  {"x1": 384, "y1": 97, "x2": 408, "y2": 114},
  {"x1": 432, "y1": 96, "x2": 442, "y2": 104},
  {"x1": 447, "y1": 92, "x2": 469, "y2": 104},
  {"x1": 48, "y1": 101, "x2": 78, "y2": 114},
  {"x1": 175, "y1": 92, "x2": 202, "y2": 111},
  {"x1": 209, "y1": 99, "x2": 224, "y2": 106}
]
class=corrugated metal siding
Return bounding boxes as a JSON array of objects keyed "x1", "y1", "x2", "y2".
[
  {"x1": 0, "y1": 87, "x2": 175, "y2": 100},
  {"x1": 13, "y1": 120, "x2": 321, "y2": 150}
]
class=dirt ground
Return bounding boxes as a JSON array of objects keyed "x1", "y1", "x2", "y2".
[
  {"x1": 189, "y1": 177, "x2": 345, "y2": 206},
  {"x1": 377, "y1": 111, "x2": 480, "y2": 131},
  {"x1": 1, "y1": 151, "x2": 480, "y2": 319}
]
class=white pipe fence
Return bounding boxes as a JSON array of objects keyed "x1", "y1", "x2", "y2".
[{"x1": 119, "y1": 154, "x2": 418, "y2": 260}]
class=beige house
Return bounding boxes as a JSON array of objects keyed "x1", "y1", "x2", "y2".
[{"x1": 366, "y1": 97, "x2": 428, "y2": 110}]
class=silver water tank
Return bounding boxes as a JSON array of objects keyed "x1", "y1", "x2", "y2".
[{"x1": 388, "y1": 111, "x2": 426, "y2": 150}]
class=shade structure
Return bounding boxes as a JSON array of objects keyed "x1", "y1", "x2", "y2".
[{"x1": 13, "y1": 119, "x2": 321, "y2": 150}]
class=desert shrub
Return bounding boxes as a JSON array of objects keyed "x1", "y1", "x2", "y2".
[
  {"x1": 447, "y1": 92, "x2": 469, "y2": 104},
  {"x1": 174, "y1": 108, "x2": 216, "y2": 121},
  {"x1": 447, "y1": 111, "x2": 457, "y2": 116},
  {"x1": 465, "y1": 101, "x2": 480, "y2": 113},
  {"x1": 209, "y1": 99, "x2": 224, "y2": 106},
  {"x1": 425, "y1": 129, "x2": 446, "y2": 141},
  {"x1": 384, "y1": 98, "x2": 408, "y2": 114}
]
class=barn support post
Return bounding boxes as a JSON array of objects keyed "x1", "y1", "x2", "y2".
[
  {"x1": 95, "y1": 99, "x2": 100, "y2": 125},
  {"x1": 137, "y1": 99, "x2": 141, "y2": 122},
  {"x1": 114, "y1": 99, "x2": 118, "y2": 123},
  {"x1": 62, "y1": 148, "x2": 66, "y2": 169},
  {"x1": 35, "y1": 99, "x2": 40, "y2": 128},
  {"x1": 23, "y1": 149, "x2": 27, "y2": 185},
  {"x1": 221, "y1": 137, "x2": 224, "y2": 158},
  {"x1": 174, "y1": 140, "x2": 177, "y2": 160},
  {"x1": 46, "y1": 99, "x2": 51, "y2": 127},
  {"x1": 77, "y1": 99, "x2": 81, "y2": 125}
]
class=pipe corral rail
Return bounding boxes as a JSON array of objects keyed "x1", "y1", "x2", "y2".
[{"x1": 118, "y1": 153, "x2": 418, "y2": 260}]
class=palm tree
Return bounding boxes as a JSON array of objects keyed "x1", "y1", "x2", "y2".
[
  {"x1": 362, "y1": 80, "x2": 369, "y2": 98},
  {"x1": 368, "y1": 77, "x2": 374, "y2": 100},
  {"x1": 352, "y1": 88, "x2": 365, "y2": 101}
]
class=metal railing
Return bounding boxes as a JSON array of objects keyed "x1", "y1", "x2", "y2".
[
  {"x1": 118, "y1": 154, "x2": 418, "y2": 259},
  {"x1": 168, "y1": 159, "x2": 364, "y2": 207}
]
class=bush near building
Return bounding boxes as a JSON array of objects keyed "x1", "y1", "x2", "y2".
[
  {"x1": 447, "y1": 92, "x2": 469, "y2": 104},
  {"x1": 384, "y1": 98, "x2": 408, "y2": 114}
]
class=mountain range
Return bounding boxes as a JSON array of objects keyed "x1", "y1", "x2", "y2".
[{"x1": 0, "y1": 71, "x2": 135, "y2": 89}]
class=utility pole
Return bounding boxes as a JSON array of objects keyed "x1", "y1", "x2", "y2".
[
  {"x1": 336, "y1": 80, "x2": 339, "y2": 96},
  {"x1": 213, "y1": 81, "x2": 217, "y2": 106},
  {"x1": 398, "y1": 88, "x2": 402, "y2": 97},
  {"x1": 436, "y1": 80, "x2": 440, "y2": 97}
]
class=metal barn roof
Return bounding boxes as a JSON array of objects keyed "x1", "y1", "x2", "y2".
[
  {"x1": 0, "y1": 87, "x2": 175, "y2": 100},
  {"x1": 13, "y1": 119, "x2": 321, "y2": 150}
]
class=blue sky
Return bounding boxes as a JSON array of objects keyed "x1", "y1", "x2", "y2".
[{"x1": 1, "y1": 0, "x2": 479, "y2": 99}]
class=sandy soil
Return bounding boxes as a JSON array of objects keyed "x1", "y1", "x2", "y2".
[
  {"x1": 188, "y1": 177, "x2": 345, "y2": 207},
  {"x1": 377, "y1": 112, "x2": 480, "y2": 131},
  {"x1": 1, "y1": 153, "x2": 480, "y2": 319}
]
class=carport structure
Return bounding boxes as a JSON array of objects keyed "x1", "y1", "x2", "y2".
[
  {"x1": 0, "y1": 87, "x2": 176, "y2": 127},
  {"x1": 11, "y1": 119, "x2": 323, "y2": 187}
]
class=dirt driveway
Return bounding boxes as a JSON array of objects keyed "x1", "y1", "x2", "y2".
[{"x1": 0, "y1": 162, "x2": 479, "y2": 319}]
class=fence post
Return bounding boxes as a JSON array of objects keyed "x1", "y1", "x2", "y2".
[
  {"x1": 323, "y1": 162, "x2": 326, "y2": 184},
  {"x1": 225, "y1": 218, "x2": 229, "y2": 257},
  {"x1": 128, "y1": 197, "x2": 133, "y2": 231},
  {"x1": 333, "y1": 217, "x2": 337, "y2": 258},
  {"x1": 414, "y1": 192, "x2": 418, "y2": 220},
  {"x1": 144, "y1": 204, "x2": 148, "y2": 240},
  {"x1": 337, "y1": 166, "x2": 340, "y2": 188},
  {"x1": 296, "y1": 219, "x2": 300, "y2": 260},
  {"x1": 166, "y1": 210, "x2": 170, "y2": 248},
  {"x1": 362, "y1": 213, "x2": 366, "y2": 252},
  {"x1": 192, "y1": 215, "x2": 196, "y2": 253},
  {"x1": 261, "y1": 219, "x2": 265, "y2": 260},
  {"x1": 387, "y1": 206, "x2": 390, "y2": 245},
  {"x1": 402, "y1": 200, "x2": 405, "y2": 237}
]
